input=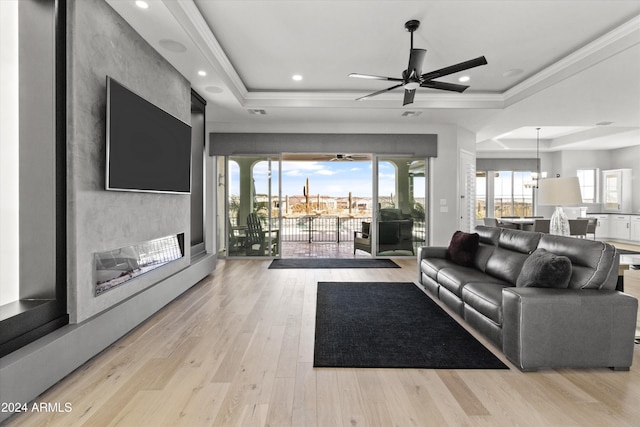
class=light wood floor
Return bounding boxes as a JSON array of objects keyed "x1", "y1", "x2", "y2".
[{"x1": 4, "y1": 257, "x2": 640, "y2": 427}]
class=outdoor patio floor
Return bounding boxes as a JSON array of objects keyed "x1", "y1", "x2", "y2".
[
  {"x1": 281, "y1": 241, "x2": 372, "y2": 258},
  {"x1": 280, "y1": 240, "x2": 417, "y2": 259}
]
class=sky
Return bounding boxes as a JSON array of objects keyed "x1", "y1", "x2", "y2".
[{"x1": 229, "y1": 160, "x2": 425, "y2": 199}]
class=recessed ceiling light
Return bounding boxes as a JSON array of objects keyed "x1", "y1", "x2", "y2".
[
  {"x1": 159, "y1": 39, "x2": 187, "y2": 53},
  {"x1": 248, "y1": 109, "x2": 267, "y2": 115},
  {"x1": 135, "y1": 1, "x2": 149, "y2": 9},
  {"x1": 458, "y1": 76, "x2": 470, "y2": 83},
  {"x1": 292, "y1": 75, "x2": 303, "y2": 81},
  {"x1": 197, "y1": 70, "x2": 207, "y2": 76},
  {"x1": 596, "y1": 121, "x2": 614, "y2": 126}
]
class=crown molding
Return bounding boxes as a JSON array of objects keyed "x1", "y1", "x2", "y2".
[
  {"x1": 244, "y1": 91, "x2": 504, "y2": 109},
  {"x1": 163, "y1": 0, "x2": 248, "y2": 103},
  {"x1": 503, "y1": 14, "x2": 640, "y2": 107}
]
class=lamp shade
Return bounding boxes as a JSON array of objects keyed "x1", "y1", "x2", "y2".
[{"x1": 537, "y1": 177, "x2": 582, "y2": 206}]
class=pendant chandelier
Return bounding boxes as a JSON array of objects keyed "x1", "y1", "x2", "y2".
[{"x1": 525, "y1": 127, "x2": 547, "y2": 188}]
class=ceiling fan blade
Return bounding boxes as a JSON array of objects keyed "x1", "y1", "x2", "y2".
[
  {"x1": 402, "y1": 89, "x2": 416, "y2": 106},
  {"x1": 349, "y1": 73, "x2": 403, "y2": 82},
  {"x1": 420, "y1": 80, "x2": 470, "y2": 93},
  {"x1": 407, "y1": 49, "x2": 426, "y2": 79},
  {"x1": 420, "y1": 56, "x2": 488, "y2": 81},
  {"x1": 355, "y1": 84, "x2": 404, "y2": 101}
]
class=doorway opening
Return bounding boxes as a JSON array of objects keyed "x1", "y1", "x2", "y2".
[{"x1": 280, "y1": 153, "x2": 373, "y2": 258}]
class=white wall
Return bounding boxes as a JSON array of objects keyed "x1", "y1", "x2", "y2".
[{"x1": 0, "y1": 0, "x2": 20, "y2": 305}]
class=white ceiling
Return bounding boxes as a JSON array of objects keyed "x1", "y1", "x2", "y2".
[{"x1": 105, "y1": 0, "x2": 640, "y2": 152}]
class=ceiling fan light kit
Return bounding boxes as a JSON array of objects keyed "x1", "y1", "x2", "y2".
[{"x1": 349, "y1": 20, "x2": 488, "y2": 106}]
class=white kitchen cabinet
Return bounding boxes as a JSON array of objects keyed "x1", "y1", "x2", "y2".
[
  {"x1": 610, "y1": 215, "x2": 631, "y2": 241},
  {"x1": 587, "y1": 214, "x2": 610, "y2": 240},
  {"x1": 631, "y1": 216, "x2": 640, "y2": 242},
  {"x1": 602, "y1": 169, "x2": 632, "y2": 212}
]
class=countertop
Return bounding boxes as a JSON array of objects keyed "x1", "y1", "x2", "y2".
[{"x1": 587, "y1": 213, "x2": 640, "y2": 216}]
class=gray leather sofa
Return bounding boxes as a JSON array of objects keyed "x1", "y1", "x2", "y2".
[{"x1": 418, "y1": 226, "x2": 638, "y2": 371}]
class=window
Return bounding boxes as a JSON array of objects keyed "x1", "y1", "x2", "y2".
[
  {"x1": 577, "y1": 169, "x2": 597, "y2": 203},
  {"x1": 475, "y1": 172, "x2": 487, "y2": 219},
  {"x1": 492, "y1": 171, "x2": 534, "y2": 218}
]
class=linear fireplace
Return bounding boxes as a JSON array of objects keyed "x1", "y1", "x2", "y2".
[{"x1": 94, "y1": 234, "x2": 184, "y2": 296}]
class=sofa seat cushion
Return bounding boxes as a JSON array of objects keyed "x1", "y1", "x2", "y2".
[
  {"x1": 462, "y1": 282, "x2": 511, "y2": 326},
  {"x1": 421, "y1": 258, "x2": 458, "y2": 281},
  {"x1": 438, "y1": 267, "x2": 509, "y2": 298}
]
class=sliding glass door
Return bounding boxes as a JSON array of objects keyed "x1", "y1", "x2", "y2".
[
  {"x1": 220, "y1": 153, "x2": 428, "y2": 258},
  {"x1": 376, "y1": 157, "x2": 427, "y2": 256}
]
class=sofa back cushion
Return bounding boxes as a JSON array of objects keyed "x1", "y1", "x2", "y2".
[
  {"x1": 537, "y1": 235, "x2": 618, "y2": 289},
  {"x1": 485, "y1": 229, "x2": 541, "y2": 285},
  {"x1": 473, "y1": 226, "x2": 500, "y2": 272},
  {"x1": 475, "y1": 226, "x2": 501, "y2": 245}
]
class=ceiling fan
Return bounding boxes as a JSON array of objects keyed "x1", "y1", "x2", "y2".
[
  {"x1": 328, "y1": 154, "x2": 369, "y2": 161},
  {"x1": 307, "y1": 153, "x2": 370, "y2": 161},
  {"x1": 349, "y1": 20, "x2": 488, "y2": 106}
]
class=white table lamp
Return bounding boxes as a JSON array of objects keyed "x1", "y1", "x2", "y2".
[{"x1": 537, "y1": 177, "x2": 583, "y2": 236}]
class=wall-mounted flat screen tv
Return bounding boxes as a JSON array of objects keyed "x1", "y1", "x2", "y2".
[{"x1": 106, "y1": 76, "x2": 192, "y2": 194}]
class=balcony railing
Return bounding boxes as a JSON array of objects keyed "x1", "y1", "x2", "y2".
[
  {"x1": 231, "y1": 214, "x2": 426, "y2": 246},
  {"x1": 278, "y1": 216, "x2": 370, "y2": 242},
  {"x1": 274, "y1": 216, "x2": 426, "y2": 244}
]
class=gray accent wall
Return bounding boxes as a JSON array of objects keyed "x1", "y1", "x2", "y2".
[{"x1": 67, "y1": 0, "x2": 195, "y2": 323}]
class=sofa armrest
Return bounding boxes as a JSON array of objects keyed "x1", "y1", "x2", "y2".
[
  {"x1": 502, "y1": 287, "x2": 638, "y2": 371},
  {"x1": 417, "y1": 246, "x2": 448, "y2": 284},
  {"x1": 417, "y1": 246, "x2": 447, "y2": 260}
]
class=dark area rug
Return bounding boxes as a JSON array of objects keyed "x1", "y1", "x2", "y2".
[
  {"x1": 314, "y1": 282, "x2": 509, "y2": 369},
  {"x1": 268, "y1": 258, "x2": 399, "y2": 269}
]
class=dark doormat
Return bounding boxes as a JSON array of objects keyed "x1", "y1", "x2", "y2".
[
  {"x1": 268, "y1": 258, "x2": 400, "y2": 269},
  {"x1": 314, "y1": 282, "x2": 509, "y2": 369}
]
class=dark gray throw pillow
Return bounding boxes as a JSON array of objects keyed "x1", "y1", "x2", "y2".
[{"x1": 516, "y1": 248, "x2": 572, "y2": 288}]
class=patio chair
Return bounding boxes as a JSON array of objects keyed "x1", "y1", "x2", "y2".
[
  {"x1": 245, "y1": 213, "x2": 279, "y2": 256},
  {"x1": 354, "y1": 221, "x2": 372, "y2": 254},
  {"x1": 353, "y1": 220, "x2": 414, "y2": 255},
  {"x1": 228, "y1": 219, "x2": 245, "y2": 255}
]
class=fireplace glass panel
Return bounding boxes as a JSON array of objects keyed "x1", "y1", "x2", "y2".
[{"x1": 95, "y1": 234, "x2": 184, "y2": 296}]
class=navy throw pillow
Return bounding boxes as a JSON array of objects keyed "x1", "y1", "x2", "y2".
[
  {"x1": 446, "y1": 231, "x2": 480, "y2": 267},
  {"x1": 516, "y1": 248, "x2": 572, "y2": 288}
]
